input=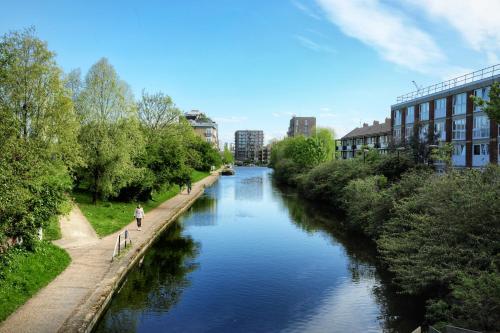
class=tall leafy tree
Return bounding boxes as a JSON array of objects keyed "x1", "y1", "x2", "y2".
[
  {"x1": 138, "y1": 90, "x2": 180, "y2": 131},
  {"x1": 76, "y1": 58, "x2": 144, "y2": 203},
  {"x1": 0, "y1": 28, "x2": 78, "y2": 247}
]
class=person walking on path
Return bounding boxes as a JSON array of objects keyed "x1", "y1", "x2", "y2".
[
  {"x1": 134, "y1": 205, "x2": 145, "y2": 231},
  {"x1": 187, "y1": 178, "x2": 192, "y2": 194}
]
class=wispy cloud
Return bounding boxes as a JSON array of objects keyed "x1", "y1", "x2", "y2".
[
  {"x1": 272, "y1": 111, "x2": 295, "y2": 118},
  {"x1": 315, "y1": 0, "x2": 446, "y2": 74},
  {"x1": 295, "y1": 35, "x2": 336, "y2": 54},
  {"x1": 403, "y1": 0, "x2": 500, "y2": 64},
  {"x1": 214, "y1": 116, "x2": 248, "y2": 123},
  {"x1": 291, "y1": 0, "x2": 322, "y2": 20}
]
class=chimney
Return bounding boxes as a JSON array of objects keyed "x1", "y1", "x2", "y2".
[{"x1": 363, "y1": 123, "x2": 368, "y2": 127}]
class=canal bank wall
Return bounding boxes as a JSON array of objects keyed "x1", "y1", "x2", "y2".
[{"x1": 0, "y1": 172, "x2": 219, "y2": 333}]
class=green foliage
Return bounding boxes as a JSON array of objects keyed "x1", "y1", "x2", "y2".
[
  {"x1": 0, "y1": 28, "x2": 76, "y2": 248},
  {"x1": 373, "y1": 153, "x2": 416, "y2": 181},
  {"x1": 430, "y1": 143, "x2": 453, "y2": 171},
  {"x1": 76, "y1": 170, "x2": 210, "y2": 236},
  {"x1": 189, "y1": 138, "x2": 222, "y2": 171},
  {"x1": 471, "y1": 81, "x2": 500, "y2": 123},
  {"x1": 0, "y1": 242, "x2": 70, "y2": 321},
  {"x1": 75, "y1": 58, "x2": 144, "y2": 203},
  {"x1": 377, "y1": 167, "x2": 500, "y2": 330},
  {"x1": 299, "y1": 159, "x2": 371, "y2": 207},
  {"x1": 222, "y1": 144, "x2": 234, "y2": 164},
  {"x1": 314, "y1": 128, "x2": 336, "y2": 162},
  {"x1": 343, "y1": 175, "x2": 391, "y2": 237}
]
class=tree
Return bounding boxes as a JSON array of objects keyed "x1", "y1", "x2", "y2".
[
  {"x1": 471, "y1": 82, "x2": 500, "y2": 123},
  {"x1": 222, "y1": 144, "x2": 234, "y2": 164},
  {"x1": 0, "y1": 28, "x2": 77, "y2": 247},
  {"x1": 315, "y1": 128, "x2": 336, "y2": 161},
  {"x1": 138, "y1": 90, "x2": 180, "y2": 131},
  {"x1": 76, "y1": 58, "x2": 144, "y2": 203}
]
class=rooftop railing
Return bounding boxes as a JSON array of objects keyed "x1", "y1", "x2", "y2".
[{"x1": 396, "y1": 64, "x2": 500, "y2": 104}]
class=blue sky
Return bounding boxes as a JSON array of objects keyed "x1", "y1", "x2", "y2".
[{"x1": 1, "y1": 0, "x2": 499, "y2": 145}]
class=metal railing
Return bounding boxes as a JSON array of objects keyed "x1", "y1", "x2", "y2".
[
  {"x1": 397, "y1": 64, "x2": 500, "y2": 103},
  {"x1": 111, "y1": 229, "x2": 132, "y2": 261}
]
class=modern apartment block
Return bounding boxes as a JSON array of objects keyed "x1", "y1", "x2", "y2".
[
  {"x1": 234, "y1": 130, "x2": 264, "y2": 163},
  {"x1": 391, "y1": 65, "x2": 499, "y2": 168},
  {"x1": 339, "y1": 118, "x2": 391, "y2": 159},
  {"x1": 287, "y1": 116, "x2": 316, "y2": 137},
  {"x1": 185, "y1": 110, "x2": 219, "y2": 149}
]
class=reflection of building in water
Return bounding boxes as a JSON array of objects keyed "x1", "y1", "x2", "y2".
[
  {"x1": 181, "y1": 194, "x2": 218, "y2": 227},
  {"x1": 235, "y1": 176, "x2": 264, "y2": 201}
]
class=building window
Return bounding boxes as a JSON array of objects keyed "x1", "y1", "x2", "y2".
[
  {"x1": 453, "y1": 144, "x2": 466, "y2": 157},
  {"x1": 473, "y1": 115, "x2": 490, "y2": 139},
  {"x1": 435, "y1": 98, "x2": 447, "y2": 118},
  {"x1": 395, "y1": 110, "x2": 402, "y2": 126},
  {"x1": 473, "y1": 143, "x2": 489, "y2": 156},
  {"x1": 474, "y1": 86, "x2": 491, "y2": 112},
  {"x1": 405, "y1": 126, "x2": 412, "y2": 140},
  {"x1": 419, "y1": 102, "x2": 429, "y2": 121},
  {"x1": 394, "y1": 128, "x2": 401, "y2": 141},
  {"x1": 419, "y1": 124, "x2": 429, "y2": 141},
  {"x1": 434, "y1": 120, "x2": 446, "y2": 141},
  {"x1": 452, "y1": 118, "x2": 466, "y2": 140},
  {"x1": 453, "y1": 93, "x2": 467, "y2": 115},
  {"x1": 406, "y1": 106, "x2": 415, "y2": 124}
]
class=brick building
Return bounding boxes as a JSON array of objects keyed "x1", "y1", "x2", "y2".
[
  {"x1": 391, "y1": 65, "x2": 499, "y2": 167},
  {"x1": 339, "y1": 118, "x2": 391, "y2": 159},
  {"x1": 287, "y1": 116, "x2": 316, "y2": 137}
]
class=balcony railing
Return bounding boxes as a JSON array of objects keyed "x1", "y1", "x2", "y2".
[{"x1": 396, "y1": 64, "x2": 500, "y2": 104}]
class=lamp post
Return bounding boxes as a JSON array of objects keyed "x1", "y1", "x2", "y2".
[
  {"x1": 396, "y1": 147, "x2": 405, "y2": 162},
  {"x1": 363, "y1": 148, "x2": 369, "y2": 163},
  {"x1": 428, "y1": 144, "x2": 438, "y2": 168}
]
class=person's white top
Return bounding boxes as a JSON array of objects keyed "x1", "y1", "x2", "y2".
[{"x1": 134, "y1": 207, "x2": 144, "y2": 219}]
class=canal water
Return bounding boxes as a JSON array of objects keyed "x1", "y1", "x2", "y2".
[{"x1": 94, "y1": 167, "x2": 423, "y2": 333}]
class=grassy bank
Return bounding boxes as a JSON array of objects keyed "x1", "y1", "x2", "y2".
[
  {"x1": 76, "y1": 170, "x2": 210, "y2": 237},
  {"x1": 0, "y1": 242, "x2": 71, "y2": 321}
]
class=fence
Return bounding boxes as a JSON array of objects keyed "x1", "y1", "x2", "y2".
[
  {"x1": 111, "y1": 229, "x2": 132, "y2": 261},
  {"x1": 397, "y1": 64, "x2": 500, "y2": 103}
]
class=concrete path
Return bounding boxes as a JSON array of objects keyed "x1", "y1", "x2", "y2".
[{"x1": 0, "y1": 172, "x2": 219, "y2": 333}]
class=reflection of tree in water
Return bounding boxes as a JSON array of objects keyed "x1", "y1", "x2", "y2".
[
  {"x1": 181, "y1": 193, "x2": 217, "y2": 227},
  {"x1": 275, "y1": 184, "x2": 425, "y2": 333},
  {"x1": 235, "y1": 176, "x2": 264, "y2": 201},
  {"x1": 94, "y1": 222, "x2": 200, "y2": 333}
]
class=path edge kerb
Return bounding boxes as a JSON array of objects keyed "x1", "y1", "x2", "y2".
[{"x1": 73, "y1": 173, "x2": 219, "y2": 333}]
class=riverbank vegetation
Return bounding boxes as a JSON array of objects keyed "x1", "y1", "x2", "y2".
[
  {"x1": 270, "y1": 134, "x2": 500, "y2": 332},
  {"x1": 0, "y1": 242, "x2": 70, "y2": 321},
  {"x1": 0, "y1": 28, "x2": 221, "y2": 320},
  {"x1": 76, "y1": 170, "x2": 209, "y2": 236},
  {"x1": 0, "y1": 28, "x2": 221, "y2": 247}
]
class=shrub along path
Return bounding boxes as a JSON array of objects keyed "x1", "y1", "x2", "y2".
[{"x1": 0, "y1": 171, "x2": 219, "y2": 333}]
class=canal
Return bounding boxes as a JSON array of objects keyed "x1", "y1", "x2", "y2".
[{"x1": 95, "y1": 167, "x2": 423, "y2": 332}]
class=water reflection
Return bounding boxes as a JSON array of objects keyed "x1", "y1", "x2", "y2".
[
  {"x1": 94, "y1": 167, "x2": 423, "y2": 333},
  {"x1": 276, "y1": 186, "x2": 425, "y2": 333},
  {"x1": 182, "y1": 192, "x2": 217, "y2": 227},
  {"x1": 94, "y1": 222, "x2": 199, "y2": 333},
  {"x1": 234, "y1": 174, "x2": 264, "y2": 201}
]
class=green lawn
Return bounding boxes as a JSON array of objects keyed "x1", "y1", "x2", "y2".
[
  {"x1": 75, "y1": 170, "x2": 211, "y2": 237},
  {"x1": 0, "y1": 242, "x2": 70, "y2": 322}
]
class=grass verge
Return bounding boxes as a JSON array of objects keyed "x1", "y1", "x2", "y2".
[
  {"x1": 0, "y1": 242, "x2": 71, "y2": 322},
  {"x1": 75, "y1": 170, "x2": 211, "y2": 237}
]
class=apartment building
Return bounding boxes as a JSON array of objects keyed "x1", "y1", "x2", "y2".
[
  {"x1": 339, "y1": 118, "x2": 391, "y2": 159},
  {"x1": 287, "y1": 116, "x2": 316, "y2": 137},
  {"x1": 185, "y1": 110, "x2": 219, "y2": 149},
  {"x1": 391, "y1": 65, "x2": 499, "y2": 168},
  {"x1": 235, "y1": 130, "x2": 264, "y2": 163}
]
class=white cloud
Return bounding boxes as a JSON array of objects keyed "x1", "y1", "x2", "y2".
[
  {"x1": 404, "y1": 0, "x2": 500, "y2": 61},
  {"x1": 291, "y1": 0, "x2": 322, "y2": 20},
  {"x1": 295, "y1": 35, "x2": 336, "y2": 54},
  {"x1": 272, "y1": 111, "x2": 295, "y2": 118},
  {"x1": 315, "y1": 0, "x2": 445, "y2": 74}
]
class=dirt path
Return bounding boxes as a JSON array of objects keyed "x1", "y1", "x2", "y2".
[{"x1": 0, "y1": 172, "x2": 219, "y2": 333}]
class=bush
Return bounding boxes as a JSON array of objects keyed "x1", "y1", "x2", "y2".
[
  {"x1": 373, "y1": 153, "x2": 416, "y2": 181},
  {"x1": 342, "y1": 175, "x2": 391, "y2": 237},
  {"x1": 378, "y1": 166, "x2": 500, "y2": 296},
  {"x1": 300, "y1": 159, "x2": 371, "y2": 207}
]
